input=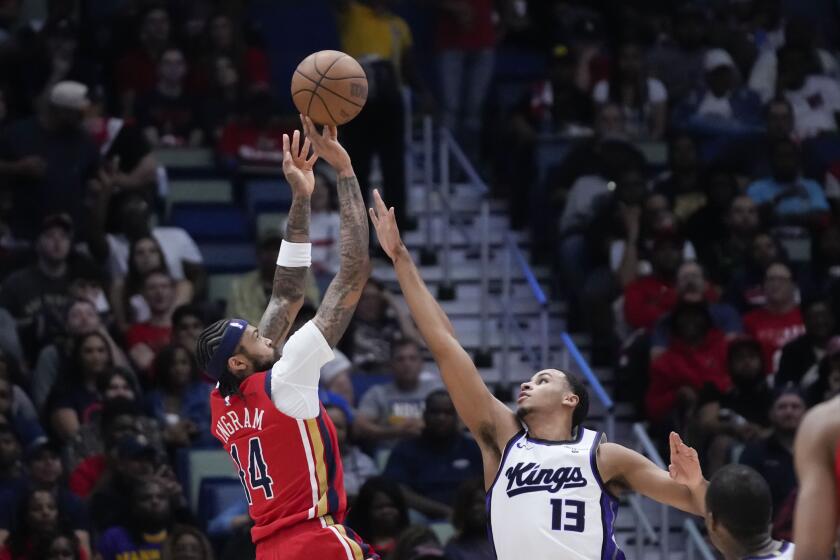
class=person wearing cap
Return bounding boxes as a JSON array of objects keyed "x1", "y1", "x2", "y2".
[
  {"x1": 672, "y1": 47, "x2": 762, "y2": 134},
  {"x1": 320, "y1": 349, "x2": 355, "y2": 406},
  {"x1": 0, "y1": 80, "x2": 99, "y2": 238},
  {"x1": 225, "y1": 229, "x2": 320, "y2": 325},
  {"x1": 0, "y1": 213, "x2": 97, "y2": 361},
  {"x1": 739, "y1": 387, "x2": 806, "y2": 540}
]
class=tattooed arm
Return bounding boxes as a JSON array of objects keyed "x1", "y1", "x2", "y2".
[
  {"x1": 301, "y1": 116, "x2": 371, "y2": 347},
  {"x1": 258, "y1": 130, "x2": 318, "y2": 345}
]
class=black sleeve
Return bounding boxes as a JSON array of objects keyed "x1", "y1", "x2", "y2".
[{"x1": 107, "y1": 123, "x2": 152, "y2": 172}]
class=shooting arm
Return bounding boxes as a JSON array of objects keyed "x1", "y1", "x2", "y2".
[
  {"x1": 313, "y1": 172, "x2": 371, "y2": 347},
  {"x1": 390, "y1": 244, "x2": 519, "y2": 449},
  {"x1": 258, "y1": 191, "x2": 310, "y2": 345}
]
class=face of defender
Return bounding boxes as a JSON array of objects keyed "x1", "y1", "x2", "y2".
[{"x1": 516, "y1": 369, "x2": 579, "y2": 418}]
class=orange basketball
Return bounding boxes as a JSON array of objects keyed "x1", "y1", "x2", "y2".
[{"x1": 291, "y1": 50, "x2": 368, "y2": 126}]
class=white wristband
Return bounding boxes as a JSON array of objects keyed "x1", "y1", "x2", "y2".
[{"x1": 277, "y1": 241, "x2": 312, "y2": 267}]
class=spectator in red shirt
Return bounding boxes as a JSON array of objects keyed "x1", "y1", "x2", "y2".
[
  {"x1": 646, "y1": 301, "x2": 731, "y2": 427},
  {"x1": 115, "y1": 6, "x2": 172, "y2": 118},
  {"x1": 742, "y1": 262, "x2": 805, "y2": 374},
  {"x1": 126, "y1": 271, "x2": 175, "y2": 379},
  {"x1": 436, "y1": 0, "x2": 497, "y2": 161},
  {"x1": 623, "y1": 231, "x2": 684, "y2": 331},
  {"x1": 136, "y1": 47, "x2": 204, "y2": 148}
]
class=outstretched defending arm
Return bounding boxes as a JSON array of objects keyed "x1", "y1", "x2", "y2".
[
  {"x1": 369, "y1": 190, "x2": 520, "y2": 456},
  {"x1": 302, "y1": 117, "x2": 371, "y2": 347},
  {"x1": 258, "y1": 129, "x2": 317, "y2": 346},
  {"x1": 599, "y1": 432, "x2": 707, "y2": 516}
]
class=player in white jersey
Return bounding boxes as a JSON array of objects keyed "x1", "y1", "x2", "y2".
[
  {"x1": 369, "y1": 191, "x2": 708, "y2": 560},
  {"x1": 705, "y1": 465, "x2": 795, "y2": 560}
]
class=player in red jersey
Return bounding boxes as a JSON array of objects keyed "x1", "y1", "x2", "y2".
[
  {"x1": 793, "y1": 395, "x2": 840, "y2": 560},
  {"x1": 195, "y1": 116, "x2": 375, "y2": 560}
]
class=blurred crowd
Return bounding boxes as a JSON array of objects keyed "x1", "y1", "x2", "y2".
[
  {"x1": 0, "y1": 0, "x2": 837, "y2": 559},
  {"x1": 502, "y1": 0, "x2": 840, "y2": 547}
]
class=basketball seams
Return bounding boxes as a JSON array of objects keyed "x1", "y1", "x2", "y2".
[
  {"x1": 292, "y1": 50, "x2": 367, "y2": 126},
  {"x1": 306, "y1": 53, "x2": 348, "y2": 122},
  {"x1": 312, "y1": 91, "x2": 341, "y2": 127},
  {"x1": 293, "y1": 70, "x2": 365, "y2": 108}
]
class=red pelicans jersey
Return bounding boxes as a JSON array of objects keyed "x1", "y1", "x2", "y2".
[
  {"x1": 208, "y1": 321, "x2": 374, "y2": 559},
  {"x1": 210, "y1": 373, "x2": 347, "y2": 540}
]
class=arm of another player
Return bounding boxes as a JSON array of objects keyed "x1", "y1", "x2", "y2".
[
  {"x1": 258, "y1": 129, "x2": 317, "y2": 346},
  {"x1": 302, "y1": 116, "x2": 372, "y2": 348},
  {"x1": 792, "y1": 402, "x2": 838, "y2": 560},
  {"x1": 369, "y1": 190, "x2": 520, "y2": 453},
  {"x1": 599, "y1": 432, "x2": 707, "y2": 516}
]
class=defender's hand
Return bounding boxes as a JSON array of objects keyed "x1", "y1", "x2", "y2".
[
  {"x1": 282, "y1": 129, "x2": 318, "y2": 197},
  {"x1": 369, "y1": 189, "x2": 404, "y2": 261},
  {"x1": 300, "y1": 114, "x2": 352, "y2": 177},
  {"x1": 668, "y1": 432, "x2": 703, "y2": 489}
]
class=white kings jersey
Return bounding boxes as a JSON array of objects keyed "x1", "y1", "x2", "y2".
[
  {"x1": 744, "y1": 541, "x2": 795, "y2": 560},
  {"x1": 487, "y1": 427, "x2": 623, "y2": 560}
]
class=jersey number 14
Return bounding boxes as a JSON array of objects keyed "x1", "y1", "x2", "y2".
[{"x1": 230, "y1": 437, "x2": 275, "y2": 504}]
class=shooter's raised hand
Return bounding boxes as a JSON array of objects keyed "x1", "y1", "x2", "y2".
[
  {"x1": 300, "y1": 114, "x2": 352, "y2": 177},
  {"x1": 282, "y1": 129, "x2": 318, "y2": 197}
]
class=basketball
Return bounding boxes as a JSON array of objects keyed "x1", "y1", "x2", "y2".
[{"x1": 291, "y1": 50, "x2": 368, "y2": 127}]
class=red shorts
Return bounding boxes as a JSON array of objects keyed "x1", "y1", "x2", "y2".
[{"x1": 255, "y1": 517, "x2": 378, "y2": 560}]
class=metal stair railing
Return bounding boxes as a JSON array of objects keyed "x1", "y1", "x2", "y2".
[
  {"x1": 684, "y1": 519, "x2": 716, "y2": 560},
  {"x1": 500, "y1": 233, "x2": 550, "y2": 377},
  {"x1": 560, "y1": 333, "x2": 615, "y2": 438},
  {"x1": 417, "y1": 115, "x2": 492, "y2": 365}
]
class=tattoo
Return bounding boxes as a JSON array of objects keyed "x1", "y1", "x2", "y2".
[
  {"x1": 258, "y1": 194, "x2": 311, "y2": 344},
  {"x1": 314, "y1": 174, "x2": 371, "y2": 347}
]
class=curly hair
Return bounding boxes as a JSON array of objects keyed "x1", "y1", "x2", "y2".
[{"x1": 195, "y1": 319, "x2": 241, "y2": 397}]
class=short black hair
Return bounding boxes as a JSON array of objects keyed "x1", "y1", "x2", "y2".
[
  {"x1": 565, "y1": 372, "x2": 590, "y2": 430},
  {"x1": 706, "y1": 465, "x2": 772, "y2": 541}
]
